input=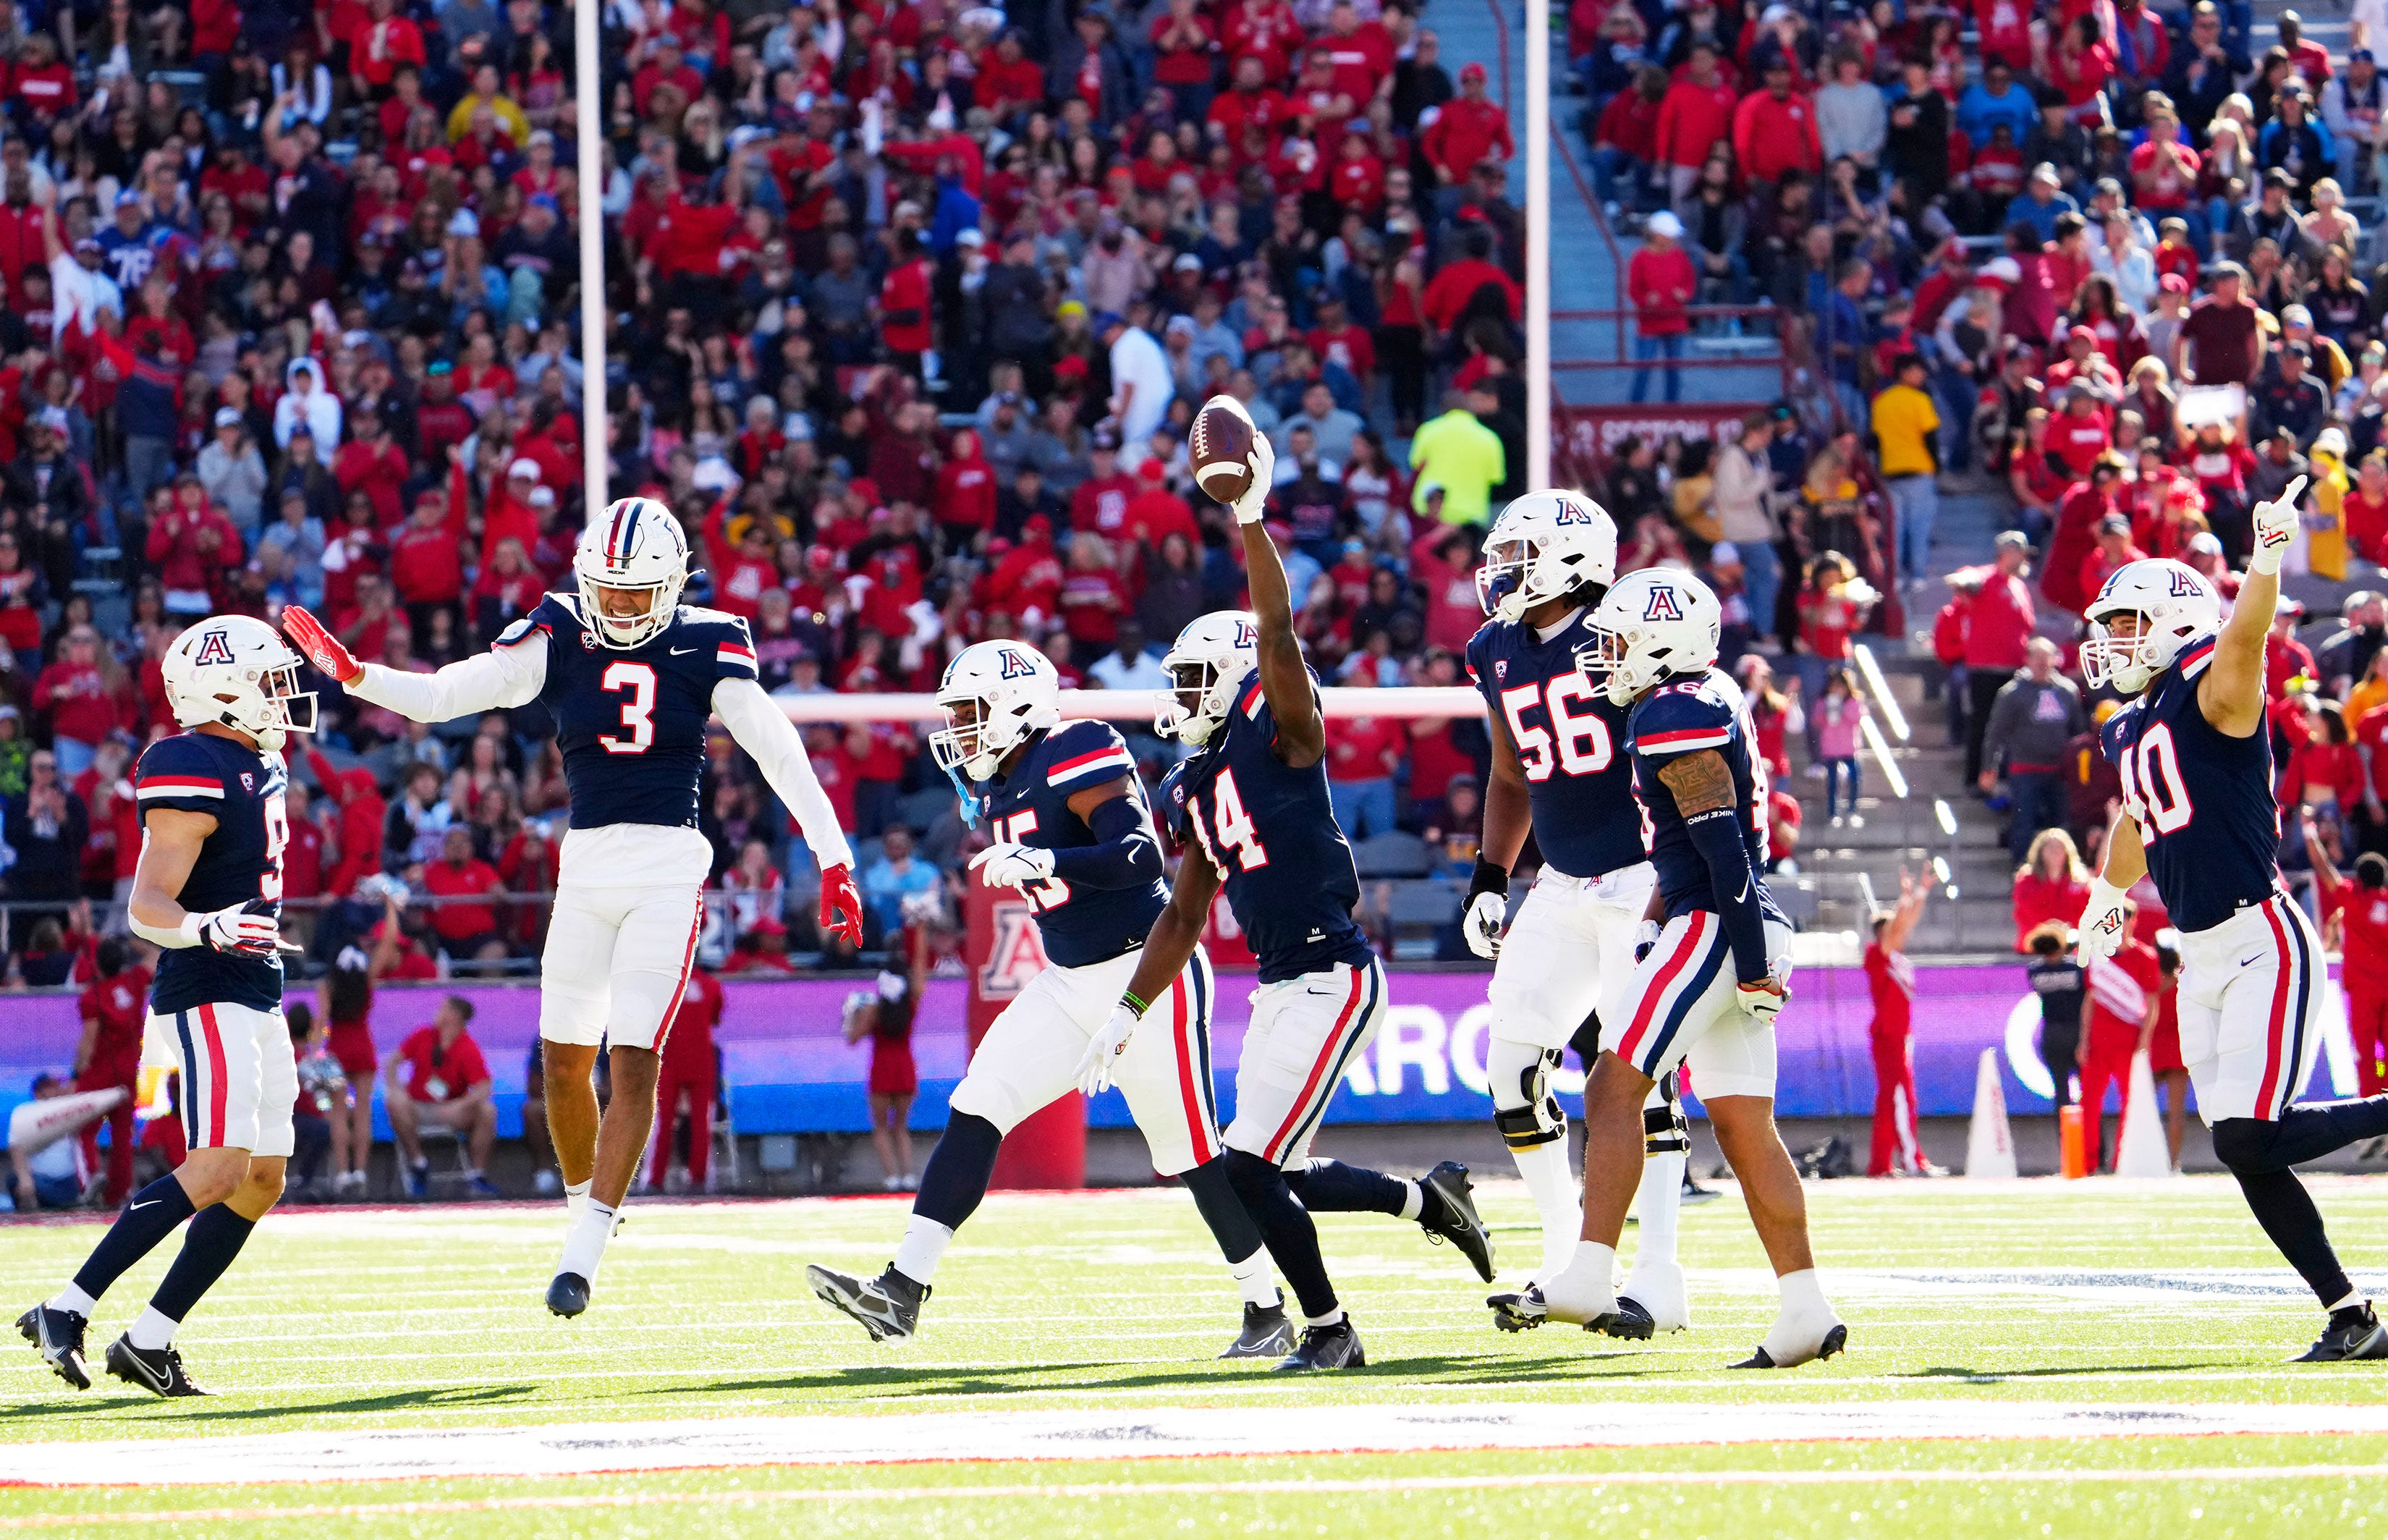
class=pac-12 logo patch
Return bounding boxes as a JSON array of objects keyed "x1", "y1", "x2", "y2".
[
  {"x1": 996, "y1": 647, "x2": 1038, "y2": 680},
  {"x1": 192, "y1": 630, "x2": 236, "y2": 667},
  {"x1": 240, "y1": 773, "x2": 255, "y2": 792},
  {"x1": 1642, "y1": 585, "x2": 1685, "y2": 622},
  {"x1": 1494, "y1": 659, "x2": 1508, "y2": 680}
]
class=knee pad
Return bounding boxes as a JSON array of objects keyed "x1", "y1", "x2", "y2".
[
  {"x1": 1643, "y1": 1070, "x2": 1690, "y2": 1156},
  {"x1": 1489, "y1": 1039, "x2": 1566, "y2": 1150},
  {"x1": 2210, "y1": 1117, "x2": 2279, "y2": 1175}
]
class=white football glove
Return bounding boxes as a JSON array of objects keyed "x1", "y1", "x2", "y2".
[
  {"x1": 1230, "y1": 432, "x2": 1276, "y2": 525},
  {"x1": 1634, "y1": 919, "x2": 1664, "y2": 962},
  {"x1": 968, "y1": 842, "x2": 1057, "y2": 890},
  {"x1": 1735, "y1": 977, "x2": 1788, "y2": 1025},
  {"x1": 2075, "y1": 876, "x2": 2131, "y2": 966},
  {"x1": 1076, "y1": 1004, "x2": 1140, "y2": 1096},
  {"x1": 1461, "y1": 889, "x2": 1506, "y2": 959},
  {"x1": 192, "y1": 900, "x2": 284, "y2": 958},
  {"x1": 2249, "y1": 474, "x2": 2306, "y2": 575}
]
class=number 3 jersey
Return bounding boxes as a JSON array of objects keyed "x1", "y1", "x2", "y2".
[
  {"x1": 980, "y1": 720, "x2": 1167, "y2": 969},
  {"x1": 135, "y1": 731, "x2": 289, "y2": 1015},
  {"x1": 1465, "y1": 611, "x2": 1647, "y2": 880},
  {"x1": 2098, "y1": 638, "x2": 2279, "y2": 934},
  {"x1": 1158, "y1": 669, "x2": 1372, "y2": 983},
  {"x1": 504, "y1": 593, "x2": 758, "y2": 832},
  {"x1": 1625, "y1": 667, "x2": 1789, "y2": 928}
]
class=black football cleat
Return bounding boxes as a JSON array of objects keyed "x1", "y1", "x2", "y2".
[
  {"x1": 1274, "y1": 1317, "x2": 1366, "y2": 1372},
  {"x1": 1681, "y1": 1170, "x2": 1724, "y2": 1204},
  {"x1": 1220, "y1": 1294, "x2": 1295, "y2": 1360},
  {"x1": 17, "y1": 1304, "x2": 90, "y2": 1390},
  {"x1": 103, "y1": 1334, "x2": 210, "y2": 1397},
  {"x1": 2295, "y1": 1303, "x2": 2388, "y2": 1363},
  {"x1": 546, "y1": 1272, "x2": 590, "y2": 1318},
  {"x1": 1417, "y1": 1161, "x2": 1497, "y2": 1283},
  {"x1": 806, "y1": 1263, "x2": 927, "y2": 1343},
  {"x1": 1486, "y1": 1285, "x2": 1656, "y2": 1340}
]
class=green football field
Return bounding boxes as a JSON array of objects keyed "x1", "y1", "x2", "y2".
[{"x1": 9, "y1": 1173, "x2": 2388, "y2": 1536}]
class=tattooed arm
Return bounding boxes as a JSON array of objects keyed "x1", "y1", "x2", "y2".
[{"x1": 1656, "y1": 748, "x2": 1777, "y2": 989}]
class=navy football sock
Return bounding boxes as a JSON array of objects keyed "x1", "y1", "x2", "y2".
[
  {"x1": 148, "y1": 1205, "x2": 258, "y2": 1324},
  {"x1": 1282, "y1": 1158, "x2": 1409, "y2": 1218},
  {"x1": 70, "y1": 1175, "x2": 197, "y2": 1303},
  {"x1": 1227, "y1": 1150, "x2": 1337, "y2": 1319},
  {"x1": 2230, "y1": 1167, "x2": 2353, "y2": 1306},
  {"x1": 912, "y1": 1112, "x2": 1003, "y2": 1232},
  {"x1": 2214, "y1": 1100, "x2": 2388, "y2": 1174},
  {"x1": 1181, "y1": 1156, "x2": 1266, "y2": 1264}
]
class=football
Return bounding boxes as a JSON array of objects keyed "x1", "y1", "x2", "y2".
[{"x1": 1190, "y1": 395, "x2": 1258, "y2": 504}]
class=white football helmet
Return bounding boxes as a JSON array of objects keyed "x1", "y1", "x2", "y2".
[
  {"x1": 1476, "y1": 489, "x2": 1619, "y2": 622},
  {"x1": 1156, "y1": 611, "x2": 1260, "y2": 748},
  {"x1": 162, "y1": 615, "x2": 317, "y2": 750},
  {"x1": 2080, "y1": 557, "x2": 2221, "y2": 695},
  {"x1": 1578, "y1": 568, "x2": 1722, "y2": 706},
  {"x1": 575, "y1": 496, "x2": 689, "y2": 648},
  {"x1": 929, "y1": 640, "x2": 1062, "y2": 782}
]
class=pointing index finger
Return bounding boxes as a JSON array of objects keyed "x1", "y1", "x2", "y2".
[{"x1": 2279, "y1": 475, "x2": 2309, "y2": 508}]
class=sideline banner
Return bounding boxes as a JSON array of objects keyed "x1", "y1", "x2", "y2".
[{"x1": 0, "y1": 963, "x2": 2343, "y2": 1137}]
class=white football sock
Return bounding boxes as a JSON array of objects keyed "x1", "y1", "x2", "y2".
[
  {"x1": 558, "y1": 1200, "x2": 617, "y2": 1283},
  {"x1": 1509, "y1": 1137, "x2": 1583, "y2": 1279},
  {"x1": 127, "y1": 1306, "x2": 177, "y2": 1351},
  {"x1": 1756, "y1": 1268, "x2": 1842, "y2": 1366},
  {"x1": 49, "y1": 1284, "x2": 98, "y2": 1317},
  {"x1": 1229, "y1": 1246, "x2": 1279, "y2": 1308},
  {"x1": 1539, "y1": 1240, "x2": 1619, "y2": 1324},
  {"x1": 564, "y1": 1179, "x2": 591, "y2": 1225},
  {"x1": 1634, "y1": 1150, "x2": 1685, "y2": 1266},
  {"x1": 1397, "y1": 1180, "x2": 1423, "y2": 1222},
  {"x1": 2328, "y1": 1290, "x2": 2363, "y2": 1314},
  {"x1": 1305, "y1": 1306, "x2": 1346, "y2": 1327},
  {"x1": 892, "y1": 1215, "x2": 954, "y2": 1287}
]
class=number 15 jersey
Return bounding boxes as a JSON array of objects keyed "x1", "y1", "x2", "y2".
[
  {"x1": 135, "y1": 731, "x2": 289, "y2": 1015},
  {"x1": 2098, "y1": 636, "x2": 2279, "y2": 934},
  {"x1": 1159, "y1": 669, "x2": 1373, "y2": 983}
]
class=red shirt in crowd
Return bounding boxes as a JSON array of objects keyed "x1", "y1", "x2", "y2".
[
  {"x1": 77, "y1": 965, "x2": 151, "y2": 1084},
  {"x1": 660, "y1": 967, "x2": 724, "y2": 1076},
  {"x1": 1627, "y1": 242, "x2": 1698, "y2": 336},
  {"x1": 1863, "y1": 939, "x2": 1914, "y2": 1037},
  {"x1": 395, "y1": 1026, "x2": 490, "y2": 1103},
  {"x1": 1326, "y1": 713, "x2": 1406, "y2": 782},
  {"x1": 421, "y1": 853, "x2": 505, "y2": 941}
]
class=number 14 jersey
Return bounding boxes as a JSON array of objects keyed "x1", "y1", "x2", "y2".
[
  {"x1": 1465, "y1": 609, "x2": 1648, "y2": 881},
  {"x1": 2098, "y1": 637, "x2": 2280, "y2": 934},
  {"x1": 1159, "y1": 669, "x2": 1372, "y2": 983}
]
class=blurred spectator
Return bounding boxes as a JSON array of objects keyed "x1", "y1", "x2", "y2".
[
  {"x1": 1983, "y1": 638, "x2": 2088, "y2": 861},
  {"x1": 384, "y1": 995, "x2": 498, "y2": 1198}
]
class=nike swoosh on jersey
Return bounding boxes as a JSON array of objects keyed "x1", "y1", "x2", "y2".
[
  {"x1": 669, "y1": 646, "x2": 699, "y2": 655},
  {"x1": 129, "y1": 1200, "x2": 158, "y2": 1211}
]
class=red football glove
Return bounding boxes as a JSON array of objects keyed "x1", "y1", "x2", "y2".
[
  {"x1": 820, "y1": 863, "x2": 864, "y2": 947},
  {"x1": 281, "y1": 604, "x2": 362, "y2": 685}
]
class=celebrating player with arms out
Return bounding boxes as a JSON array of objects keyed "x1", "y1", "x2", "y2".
[
  {"x1": 2082, "y1": 477, "x2": 2388, "y2": 1361},
  {"x1": 280, "y1": 499, "x2": 863, "y2": 1316},
  {"x1": 1460, "y1": 491, "x2": 1697, "y2": 1332},
  {"x1": 1510, "y1": 568, "x2": 1846, "y2": 1369},
  {"x1": 1089, "y1": 419, "x2": 1496, "y2": 1373},
  {"x1": 20, "y1": 618, "x2": 313, "y2": 1395},
  {"x1": 807, "y1": 638, "x2": 1302, "y2": 1360}
]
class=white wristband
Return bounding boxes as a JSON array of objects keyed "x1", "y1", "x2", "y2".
[{"x1": 129, "y1": 910, "x2": 206, "y2": 950}]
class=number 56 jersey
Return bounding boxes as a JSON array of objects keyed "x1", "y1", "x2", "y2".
[
  {"x1": 135, "y1": 731, "x2": 289, "y2": 1015},
  {"x1": 2098, "y1": 639, "x2": 2279, "y2": 934},
  {"x1": 504, "y1": 593, "x2": 759, "y2": 832},
  {"x1": 1465, "y1": 611, "x2": 1647, "y2": 881}
]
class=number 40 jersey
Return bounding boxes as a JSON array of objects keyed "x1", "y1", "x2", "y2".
[{"x1": 1465, "y1": 609, "x2": 1647, "y2": 881}]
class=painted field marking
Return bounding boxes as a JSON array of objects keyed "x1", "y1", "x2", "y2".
[{"x1": 12, "y1": 1402, "x2": 2388, "y2": 1489}]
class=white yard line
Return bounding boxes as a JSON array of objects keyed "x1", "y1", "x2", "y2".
[{"x1": 11, "y1": 1401, "x2": 2388, "y2": 1489}]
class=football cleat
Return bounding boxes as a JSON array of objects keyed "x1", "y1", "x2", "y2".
[
  {"x1": 1417, "y1": 1161, "x2": 1497, "y2": 1283},
  {"x1": 1733, "y1": 1321, "x2": 1850, "y2": 1369},
  {"x1": 546, "y1": 1272, "x2": 591, "y2": 1318},
  {"x1": 17, "y1": 1305, "x2": 90, "y2": 1390},
  {"x1": 1486, "y1": 1285, "x2": 1655, "y2": 1340},
  {"x1": 1274, "y1": 1318, "x2": 1366, "y2": 1372},
  {"x1": 103, "y1": 1334, "x2": 210, "y2": 1397},
  {"x1": 1681, "y1": 1169, "x2": 1723, "y2": 1204},
  {"x1": 806, "y1": 1263, "x2": 926, "y2": 1343},
  {"x1": 1619, "y1": 1256, "x2": 1693, "y2": 1334},
  {"x1": 1220, "y1": 1295, "x2": 1295, "y2": 1360},
  {"x1": 2295, "y1": 1303, "x2": 2388, "y2": 1363}
]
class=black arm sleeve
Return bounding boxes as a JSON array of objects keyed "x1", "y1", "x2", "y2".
[
  {"x1": 1684, "y1": 805, "x2": 1771, "y2": 984},
  {"x1": 1046, "y1": 794, "x2": 1164, "y2": 890}
]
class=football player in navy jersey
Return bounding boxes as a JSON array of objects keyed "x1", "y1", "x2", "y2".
[
  {"x1": 1091, "y1": 412, "x2": 1494, "y2": 1373},
  {"x1": 1458, "y1": 490, "x2": 1697, "y2": 1334},
  {"x1": 2083, "y1": 481, "x2": 2388, "y2": 1362},
  {"x1": 806, "y1": 638, "x2": 1300, "y2": 1359},
  {"x1": 1510, "y1": 568, "x2": 1845, "y2": 1369},
  {"x1": 20, "y1": 617, "x2": 314, "y2": 1397},
  {"x1": 280, "y1": 499, "x2": 865, "y2": 1317}
]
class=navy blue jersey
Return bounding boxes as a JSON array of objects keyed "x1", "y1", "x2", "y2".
[
  {"x1": 1625, "y1": 668, "x2": 1789, "y2": 926},
  {"x1": 1159, "y1": 669, "x2": 1372, "y2": 983},
  {"x1": 2099, "y1": 637, "x2": 2279, "y2": 934},
  {"x1": 135, "y1": 732, "x2": 288, "y2": 1015},
  {"x1": 981, "y1": 720, "x2": 1167, "y2": 968},
  {"x1": 504, "y1": 594, "x2": 758, "y2": 831},
  {"x1": 1465, "y1": 612, "x2": 1647, "y2": 879}
]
